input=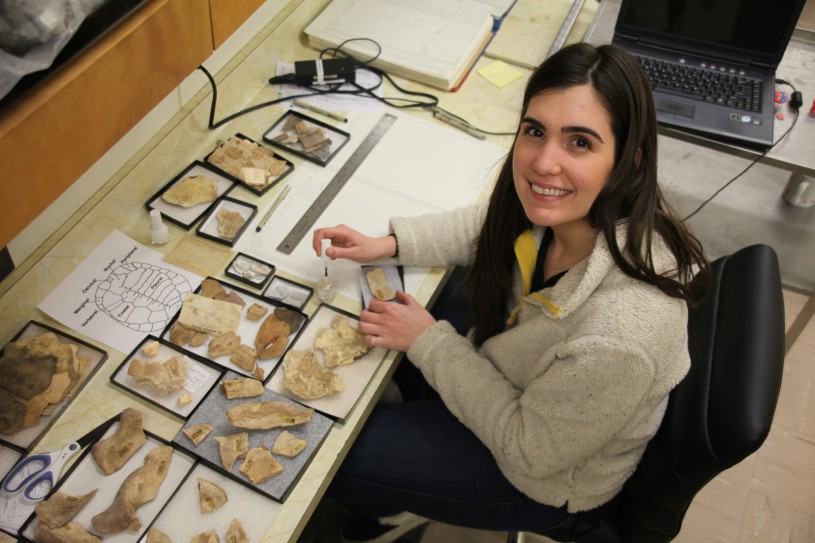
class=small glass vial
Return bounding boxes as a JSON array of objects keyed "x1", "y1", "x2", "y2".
[
  {"x1": 150, "y1": 209, "x2": 169, "y2": 245},
  {"x1": 317, "y1": 238, "x2": 335, "y2": 303},
  {"x1": 316, "y1": 275, "x2": 335, "y2": 303}
]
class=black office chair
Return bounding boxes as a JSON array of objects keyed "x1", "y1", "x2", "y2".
[{"x1": 509, "y1": 244, "x2": 786, "y2": 543}]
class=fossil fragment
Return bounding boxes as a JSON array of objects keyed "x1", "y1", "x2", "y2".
[
  {"x1": 214, "y1": 289, "x2": 246, "y2": 307},
  {"x1": 91, "y1": 408, "x2": 147, "y2": 475},
  {"x1": 91, "y1": 445, "x2": 174, "y2": 534},
  {"x1": 224, "y1": 519, "x2": 248, "y2": 543},
  {"x1": 192, "y1": 531, "x2": 220, "y2": 543},
  {"x1": 245, "y1": 304, "x2": 267, "y2": 322},
  {"x1": 273, "y1": 307, "x2": 305, "y2": 332},
  {"x1": 169, "y1": 322, "x2": 196, "y2": 346},
  {"x1": 239, "y1": 446, "x2": 282, "y2": 484},
  {"x1": 127, "y1": 356, "x2": 188, "y2": 395},
  {"x1": 182, "y1": 423, "x2": 213, "y2": 446},
  {"x1": 0, "y1": 332, "x2": 85, "y2": 434},
  {"x1": 272, "y1": 431, "x2": 307, "y2": 457},
  {"x1": 282, "y1": 349, "x2": 343, "y2": 400},
  {"x1": 162, "y1": 175, "x2": 218, "y2": 208},
  {"x1": 214, "y1": 432, "x2": 249, "y2": 471},
  {"x1": 35, "y1": 489, "x2": 98, "y2": 528},
  {"x1": 141, "y1": 341, "x2": 160, "y2": 357},
  {"x1": 189, "y1": 331, "x2": 209, "y2": 347},
  {"x1": 209, "y1": 331, "x2": 241, "y2": 358},
  {"x1": 216, "y1": 209, "x2": 246, "y2": 239},
  {"x1": 315, "y1": 316, "x2": 371, "y2": 368},
  {"x1": 226, "y1": 400, "x2": 313, "y2": 430},
  {"x1": 35, "y1": 521, "x2": 100, "y2": 543},
  {"x1": 221, "y1": 378, "x2": 264, "y2": 399},
  {"x1": 254, "y1": 314, "x2": 291, "y2": 360},
  {"x1": 178, "y1": 391, "x2": 192, "y2": 405},
  {"x1": 200, "y1": 278, "x2": 226, "y2": 299},
  {"x1": 366, "y1": 267, "x2": 396, "y2": 301},
  {"x1": 146, "y1": 528, "x2": 172, "y2": 543},
  {"x1": 207, "y1": 135, "x2": 287, "y2": 190},
  {"x1": 197, "y1": 477, "x2": 228, "y2": 512},
  {"x1": 230, "y1": 345, "x2": 257, "y2": 372}
]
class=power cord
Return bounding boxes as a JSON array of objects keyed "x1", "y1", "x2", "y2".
[
  {"x1": 682, "y1": 79, "x2": 802, "y2": 221},
  {"x1": 198, "y1": 37, "x2": 514, "y2": 137}
]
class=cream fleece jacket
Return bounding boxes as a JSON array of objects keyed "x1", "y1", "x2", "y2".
[{"x1": 390, "y1": 203, "x2": 690, "y2": 513}]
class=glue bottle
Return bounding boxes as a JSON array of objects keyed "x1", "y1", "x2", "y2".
[
  {"x1": 317, "y1": 238, "x2": 335, "y2": 303},
  {"x1": 150, "y1": 209, "x2": 170, "y2": 245}
]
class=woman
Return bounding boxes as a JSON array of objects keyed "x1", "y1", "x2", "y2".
[{"x1": 311, "y1": 42, "x2": 709, "y2": 542}]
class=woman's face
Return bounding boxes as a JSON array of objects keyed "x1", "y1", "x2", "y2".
[{"x1": 512, "y1": 84, "x2": 616, "y2": 232}]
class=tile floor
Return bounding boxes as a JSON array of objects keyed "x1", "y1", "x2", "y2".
[{"x1": 419, "y1": 288, "x2": 815, "y2": 543}]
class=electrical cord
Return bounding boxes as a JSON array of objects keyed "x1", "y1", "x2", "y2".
[
  {"x1": 198, "y1": 37, "x2": 514, "y2": 137},
  {"x1": 682, "y1": 79, "x2": 802, "y2": 222}
]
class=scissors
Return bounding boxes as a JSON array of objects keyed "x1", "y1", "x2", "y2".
[{"x1": 1, "y1": 417, "x2": 117, "y2": 503}]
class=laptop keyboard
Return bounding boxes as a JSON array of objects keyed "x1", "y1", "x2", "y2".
[{"x1": 635, "y1": 56, "x2": 762, "y2": 113}]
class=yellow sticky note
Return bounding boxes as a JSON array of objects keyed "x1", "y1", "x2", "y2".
[{"x1": 478, "y1": 60, "x2": 523, "y2": 88}]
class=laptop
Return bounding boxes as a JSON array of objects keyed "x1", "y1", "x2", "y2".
[{"x1": 612, "y1": 0, "x2": 807, "y2": 149}]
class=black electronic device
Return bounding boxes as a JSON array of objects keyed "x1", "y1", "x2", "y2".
[{"x1": 293, "y1": 58, "x2": 357, "y2": 86}]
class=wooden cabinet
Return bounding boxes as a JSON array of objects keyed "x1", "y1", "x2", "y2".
[
  {"x1": 210, "y1": 0, "x2": 266, "y2": 48},
  {"x1": 0, "y1": 0, "x2": 264, "y2": 250}
]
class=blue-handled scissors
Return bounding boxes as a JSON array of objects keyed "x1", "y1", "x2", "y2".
[
  {"x1": 1, "y1": 442, "x2": 82, "y2": 500},
  {"x1": 1, "y1": 416, "x2": 117, "y2": 503}
]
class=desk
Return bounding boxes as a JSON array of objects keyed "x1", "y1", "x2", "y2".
[{"x1": 0, "y1": 1, "x2": 519, "y2": 542}]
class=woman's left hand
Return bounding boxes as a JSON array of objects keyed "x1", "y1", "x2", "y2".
[{"x1": 359, "y1": 291, "x2": 436, "y2": 352}]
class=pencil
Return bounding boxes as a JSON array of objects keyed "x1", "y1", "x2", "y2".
[
  {"x1": 256, "y1": 184, "x2": 290, "y2": 232},
  {"x1": 293, "y1": 99, "x2": 348, "y2": 123}
]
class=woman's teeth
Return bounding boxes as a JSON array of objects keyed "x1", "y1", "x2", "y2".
[{"x1": 531, "y1": 185, "x2": 570, "y2": 196}]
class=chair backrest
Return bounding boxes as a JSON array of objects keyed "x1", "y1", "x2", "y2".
[{"x1": 612, "y1": 244, "x2": 786, "y2": 542}]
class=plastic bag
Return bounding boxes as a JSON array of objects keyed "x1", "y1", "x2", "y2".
[{"x1": 0, "y1": 0, "x2": 106, "y2": 100}]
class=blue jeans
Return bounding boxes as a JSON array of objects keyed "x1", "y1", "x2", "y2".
[{"x1": 327, "y1": 400, "x2": 572, "y2": 534}]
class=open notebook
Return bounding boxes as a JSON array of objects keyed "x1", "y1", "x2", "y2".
[{"x1": 304, "y1": 0, "x2": 504, "y2": 90}]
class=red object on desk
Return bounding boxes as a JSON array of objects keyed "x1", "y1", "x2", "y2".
[{"x1": 810, "y1": 98, "x2": 815, "y2": 116}]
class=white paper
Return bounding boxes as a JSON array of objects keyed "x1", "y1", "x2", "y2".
[
  {"x1": 38, "y1": 230, "x2": 203, "y2": 354},
  {"x1": 239, "y1": 109, "x2": 506, "y2": 301}
]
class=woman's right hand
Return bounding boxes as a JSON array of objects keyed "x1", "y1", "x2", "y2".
[{"x1": 312, "y1": 225, "x2": 397, "y2": 263}]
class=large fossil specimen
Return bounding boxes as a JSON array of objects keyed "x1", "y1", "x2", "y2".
[
  {"x1": 35, "y1": 521, "x2": 100, "y2": 543},
  {"x1": 254, "y1": 313, "x2": 291, "y2": 360},
  {"x1": 226, "y1": 400, "x2": 313, "y2": 430},
  {"x1": 0, "y1": 332, "x2": 87, "y2": 435},
  {"x1": 91, "y1": 408, "x2": 147, "y2": 475},
  {"x1": 91, "y1": 445, "x2": 174, "y2": 534},
  {"x1": 315, "y1": 316, "x2": 370, "y2": 368},
  {"x1": 35, "y1": 489, "x2": 98, "y2": 529},
  {"x1": 214, "y1": 432, "x2": 249, "y2": 471},
  {"x1": 281, "y1": 349, "x2": 343, "y2": 400},
  {"x1": 162, "y1": 175, "x2": 218, "y2": 208},
  {"x1": 197, "y1": 477, "x2": 228, "y2": 512},
  {"x1": 127, "y1": 356, "x2": 188, "y2": 395},
  {"x1": 239, "y1": 446, "x2": 282, "y2": 484}
]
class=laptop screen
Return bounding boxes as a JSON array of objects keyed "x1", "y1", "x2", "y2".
[{"x1": 615, "y1": 0, "x2": 806, "y2": 68}]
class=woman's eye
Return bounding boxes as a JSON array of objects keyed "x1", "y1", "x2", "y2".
[
  {"x1": 523, "y1": 125, "x2": 544, "y2": 138},
  {"x1": 574, "y1": 136, "x2": 592, "y2": 149}
]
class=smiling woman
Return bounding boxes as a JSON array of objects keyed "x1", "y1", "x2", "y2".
[{"x1": 307, "y1": 43, "x2": 712, "y2": 543}]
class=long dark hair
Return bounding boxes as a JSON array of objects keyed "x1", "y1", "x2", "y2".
[{"x1": 463, "y1": 43, "x2": 710, "y2": 347}]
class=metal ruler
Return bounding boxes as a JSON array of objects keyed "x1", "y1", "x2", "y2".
[
  {"x1": 277, "y1": 113, "x2": 398, "y2": 255},
  {"x1": 547, "y1": 0, "x2": 586, "y2": 58}
]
